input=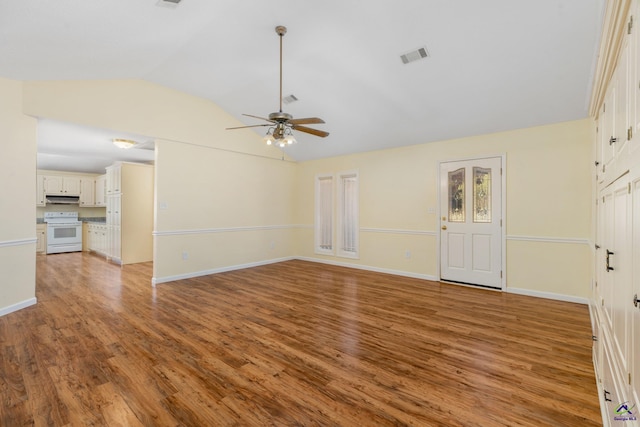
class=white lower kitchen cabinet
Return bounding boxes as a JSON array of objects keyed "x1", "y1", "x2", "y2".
[{"x1": 36, "y1": 224, "x2": 46, "y2": 253}]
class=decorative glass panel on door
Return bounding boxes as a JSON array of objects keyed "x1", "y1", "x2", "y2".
[
  {"x1": 473, "y1": 167, "x2": 491, "y2": 223},
  {"x1": 448, "y1": 168, "x2": 465, "y2": 222}
]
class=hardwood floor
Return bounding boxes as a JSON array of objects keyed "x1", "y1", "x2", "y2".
[{"x1": 1, "y1": 253, "x2": 600, "y2": 426}]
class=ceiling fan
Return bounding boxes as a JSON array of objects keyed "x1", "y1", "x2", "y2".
[{"x1": 226, "y1": 25, "x2": 329, "y2": 147}]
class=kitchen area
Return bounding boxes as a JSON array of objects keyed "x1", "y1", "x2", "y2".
[{"x1": 36, "y1": 119, "x2": 155, "y2": 266}]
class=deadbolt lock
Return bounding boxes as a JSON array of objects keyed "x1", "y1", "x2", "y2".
[{"x1": 441, "y1": 225, "x2": 447, "y2": 230}]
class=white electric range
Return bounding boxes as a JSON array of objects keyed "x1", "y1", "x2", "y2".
[{"x1": 44, "y1": 212, "x2": 82, "y2": 254}]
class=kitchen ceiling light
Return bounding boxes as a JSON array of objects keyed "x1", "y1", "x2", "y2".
[{"x1": 113, "y1": 138, "x2": 137, "y2": 149}]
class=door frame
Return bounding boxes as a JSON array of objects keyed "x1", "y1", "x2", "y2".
[{"x1": 436, "y1": 154, "x2": 507, "y2": 291}]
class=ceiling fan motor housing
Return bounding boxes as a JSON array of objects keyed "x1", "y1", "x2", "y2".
[{"x1": 268, "y1": 111, "x2": 293, "y2": 122}]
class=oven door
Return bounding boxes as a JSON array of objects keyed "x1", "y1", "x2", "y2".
[{"x1": 47, "y1": 223, "x2": 82, "y2": 254}]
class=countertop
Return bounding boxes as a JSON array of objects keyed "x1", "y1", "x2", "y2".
[{"x1": 36, "y1": 217, "x2": 106, "y2": 224}]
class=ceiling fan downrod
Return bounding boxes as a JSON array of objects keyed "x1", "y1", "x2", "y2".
[{"x1": 276, "y1": 25, "x2": 286, "y2": 114}]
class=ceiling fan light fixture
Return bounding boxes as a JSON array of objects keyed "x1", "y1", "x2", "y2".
[
  {"x1": 263, "y1": 134, "x2": 275, "y2": 146},
  {"x1": 113, "y1": 138, "x2": 137, "y2": 149}
]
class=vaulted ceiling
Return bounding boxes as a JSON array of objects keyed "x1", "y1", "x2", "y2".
[{"x1": 0, "y1": 0, "x2": 605, "y2": 171}]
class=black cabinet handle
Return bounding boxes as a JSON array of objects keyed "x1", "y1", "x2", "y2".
[
  {"x1": 610, "y1": 136, "x2": 617, "y2": 145},
  {"x1": 606, "y1": 250, "x2": 615, "y2": 272},
  {"x1": 604, "y1": 390, "x2": 612, "y2": 402}
]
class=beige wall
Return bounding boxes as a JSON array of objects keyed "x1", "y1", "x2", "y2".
[
  {"x1": 22, "y1": 79, "x2": 297, "y2": 285},
  {"x1": 0, "y1": 77, "x2": 37, "y2": 314},
  {"x1": 295, "y1": 119, "x2": 593, "y2": 300},
  {"x1": 7, "y1": 78, "x2": 593, "y2": 310}
]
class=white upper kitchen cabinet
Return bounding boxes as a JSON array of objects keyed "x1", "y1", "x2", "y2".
[
  {"x1": 80, "y1": 177, "x2": 95, "y2": 207},
  {"x1": 42, "y1": 175, "x2": 81, "y2": 196}
]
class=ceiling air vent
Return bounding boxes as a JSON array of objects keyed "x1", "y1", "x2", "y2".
[
  {"x1": 156, "y1": 0, "x2": 182, "y2": 8},
  {"x1": 400, "y1": 47, "x2": 429, "y2": 64},
  {"x1": 283, "y1": 94, "x2": 298, "y2": 105}
]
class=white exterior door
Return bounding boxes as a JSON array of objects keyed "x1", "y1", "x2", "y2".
[{"x1": 440, "y1": 157, "x2": 503, "y2": 289}]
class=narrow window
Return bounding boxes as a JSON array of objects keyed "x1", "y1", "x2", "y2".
[
  {"x1": 337, "y1": 171, "x2": 359, "y2": 258},
  {"x1": 315, "y1": 174, "x2": 333, "y2": 254}
]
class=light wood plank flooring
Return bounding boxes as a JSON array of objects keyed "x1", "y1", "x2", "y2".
[{"x1": 1, "y1": 253, "x2": 601, "y2": 426}]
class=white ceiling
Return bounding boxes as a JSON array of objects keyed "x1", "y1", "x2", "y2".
[
  {"x1": 1, "y1": 0, "x2": 605, "y2": 171},
  {"x1": 36, "y1": 119, "x2": 155, "y2": 174}
]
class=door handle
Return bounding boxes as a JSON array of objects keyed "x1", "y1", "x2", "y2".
[
  {"x1": 606, "y1": 250, "x2": 614, "y2": 272},
  {"x1": 441, "y1": 225, "x2": 447, "y2": 230}
]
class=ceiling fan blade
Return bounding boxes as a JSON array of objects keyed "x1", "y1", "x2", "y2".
[
  {"x1": 242, "y1": 113, "x2": 276, "y2": 123},
  {"x1": 292, "y1": 125, "x2": 330, "y2": 138},
  {"x1": 226, "y1": 124, "x2": 272, "y2": 130},
  {"x1": 287, "y1": 117, "x2": 325, "y2": 125}
]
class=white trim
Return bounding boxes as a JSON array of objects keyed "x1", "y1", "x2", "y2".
[
  {"x1": 152, "y1": 256, "x2": 294, "y2": 285},
  {"x1": 506, "y1": 235, "x2": 590, "y2": 245},
  {"x1": 360, "y1": 227, "x2": 437, "y2": 236},
  {"x1": 296, "y1": 256, "x2": 439, "y2": 282},
  {"x1": 0, "y1": 297, "x2": 37, "y2": 317},
  {"x1": 506, "y1": 287, "x2": 589, "y2": 305},
  {"x1": 291, "y1": 225, "x2": 438, "y2": 236},
  {"x1": 0, "y1": 238, "x2": 37, "y2": 248},
  {"x1": 151, "y1": 256, "x2": 590, "y2": 306},
  {"x1": 153, "y1": 225, "x2": 291, "y2": 237}
]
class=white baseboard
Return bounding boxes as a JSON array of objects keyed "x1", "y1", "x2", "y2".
[
  {"x1": 506, "y1": 287, "x2": 589, "y2": 305},
  {"x1": 151, "y1": 258, "x2": 588, "y2": 306},
  {"x1": 295, "y1": 256, "x2": 439, "y2": 282},
  {"x1": 152, "y1": 256, "x2": 295, "y2": 286},
  {"x1": 0, "y1": 297, "x2": 37, "y2": 317}
]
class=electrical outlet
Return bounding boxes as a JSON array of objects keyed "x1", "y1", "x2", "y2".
[
  {"x1": 405, "y1": 250, "x2": 411, "y2": 259},
  {"x1": 270, "y1": 241, "x2": 275, "y2": 249},
  {"x1": 182, "y1": 251, "x2": 188, "y2": 260},
  {"x1": 427, "y1": 207, "x2": 435, "y2": 214}
]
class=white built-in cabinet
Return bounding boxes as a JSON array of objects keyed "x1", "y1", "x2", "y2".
[
  {"x1": 36, "y1": 224, "x2": 46, "y2": 253},
  {"x1": 42, "y1": 175, "x2": 81, "y2": 196},
  {"x1": 37, "y1": 171, "x2": 102, "y2": 207},
  {"x1": 36, "y1": 175, "x2": 45, "y2": 206},
  {"x1": 104, "y1": 162, "x2": 153, "y2": 265},
  {"x1": 87, "y1": 223, "x2": 108, "y2": 256},
  {"x1": 95, "y1": 174, "x2": 107, "y2": 206},
  {"x1": 592, "y1": 3, "x2": 640, "y2": 426},
  {"x1": 79, "y1": 177, "x2": 95, "y2": 207}
]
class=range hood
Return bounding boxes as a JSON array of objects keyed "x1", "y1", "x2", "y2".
[{"x1": 45, "y1": 195, "x2": 80, "y2": 205}]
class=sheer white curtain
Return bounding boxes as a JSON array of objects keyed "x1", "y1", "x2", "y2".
[
  {"x1": 316, "y1": 176, "x2": 333, "y2": 252},
  {"x1": 339, "y1": 173, "x2": 358, "y2": 257}
]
